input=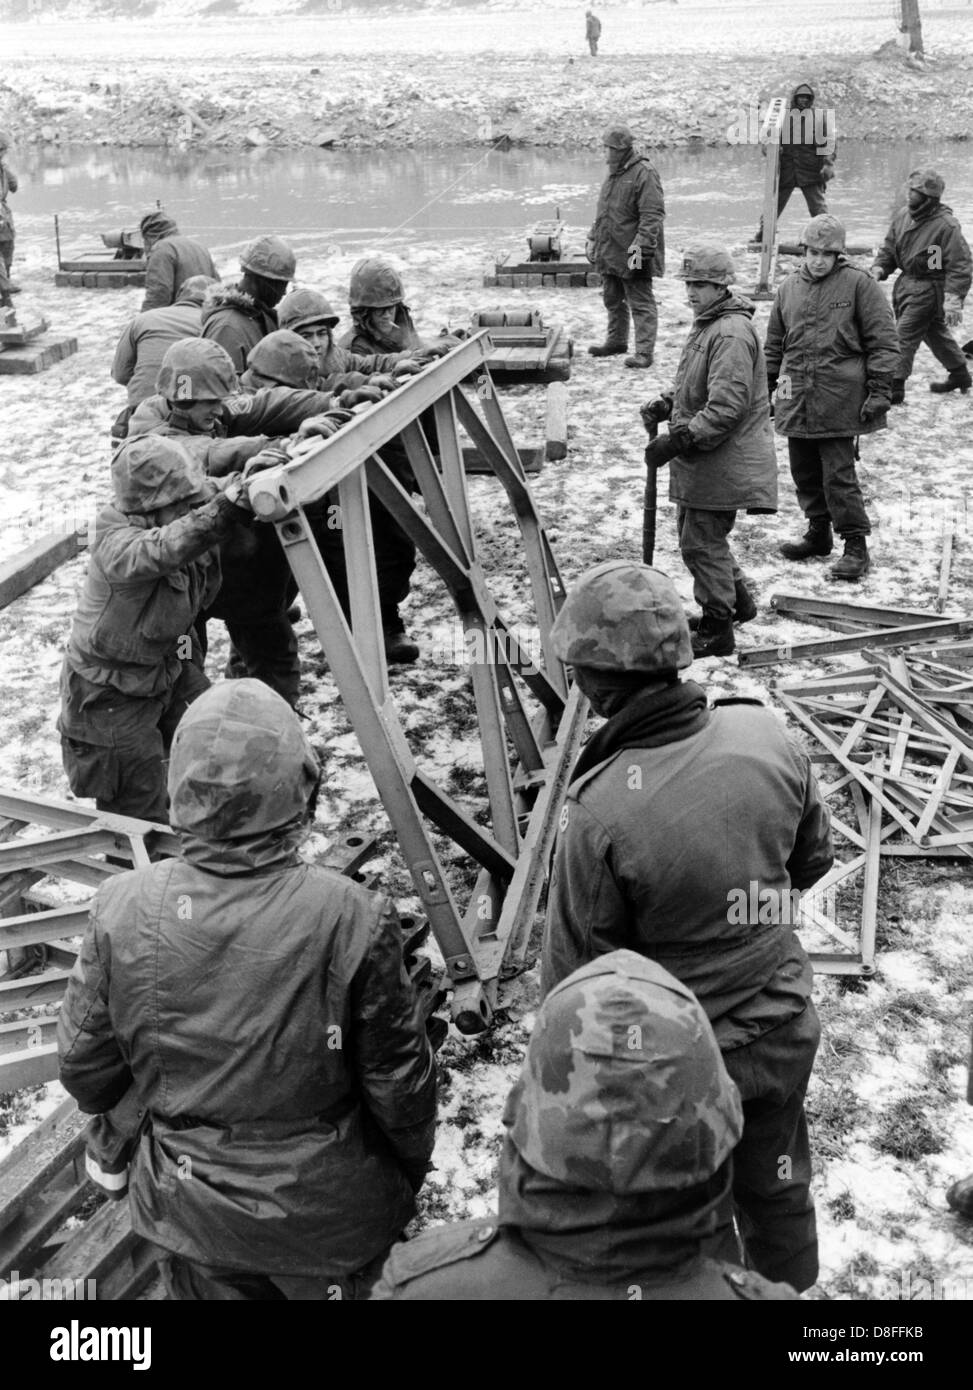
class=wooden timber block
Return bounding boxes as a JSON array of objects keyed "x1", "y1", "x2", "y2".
[
  {"x1": 545, "y1": 381, "x2": 568, "y2": 462},
  {"x1": 497, "y1": 274, "x2": 513, "y2": 287},
  {"x1": 54, "y1": 272, "x2": 83, "y2": 287},
  {"x1": 587, "y1": 272, "x2": 602, "y2": 287},
  {"x1": 462, "y1": 444, "x2": 544, "y2": 476},
  {"x1": 0, "y1": 314, "x2": 49, "y2": 347},
  {"x1": 0, "y1": 336, "x2": 79, "y2": 375},
  {"x1": 513, "y1": 274, "x2": 529, "y2": 288},
  {"x1": 542, "y1": 275, "x2": 556, "y2": 288},
  {"x1": 58, "y1": 270, "x2": 145, "y2": 289},
  {"x1": 0, "y1": 530, "x2": 86, "y2": 608},
  {"x1": 555, "y1": 274, "x2": 571, "y2": 287},
  {"x1": 482, "y1": 274, "x2": 498, "y2": 287}
]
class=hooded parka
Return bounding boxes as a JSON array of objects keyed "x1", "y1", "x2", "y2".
[
  {"x1": 112, "y1": 282, "x2": 212, "y2": 408},
  {"x1": 765, "y1": 258, "x2": 899, "y2": 438},
  {"x1": 58, "y1": 680, "x2": 438, "y2": 1282},
  {"x1": 779, "y1": 83, "x2": 835, "y2": 189},
  {"x1": 588, "y1": 147, "x2": 665, "y2": 281},
  {"x1": 201, "y1": 283, "x2": 279, "y2": 374},
  {"x1": 140, "y1": 220, "x2": 218, "y2": 314},
  {"x1": 668, "y1": 290, "x2": 777, "y2": 511}
]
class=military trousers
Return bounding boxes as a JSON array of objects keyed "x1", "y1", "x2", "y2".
[
  {"x1": 602, "y1": 272, "x2": 658, "y2": 361},
  {"x1": 892, "y1": 275, "x2": 966, "y2": 379},
  {"x1": 155, "y1": 1244, "x2": 391, "y2": 1302},
  {"x1": 787, "y1": 436, "x2": 870, "y2": 537},
  {"x1": 777, "y1": 179, "x2": 828, "y2": 220},
  {"x1": 59, "y1": 659, "x2": 209, "y2": 824},
  {"x1": 711, "y1": 1003, "x2": 820, "y2": 1292},
  {"x1": 676, "y1": 507, "x2": 743, "y2": 619}
]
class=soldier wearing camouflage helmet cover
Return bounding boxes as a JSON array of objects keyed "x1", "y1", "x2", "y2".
[
  {"x1": 128, "y1": 336, "x2": 353, "y2": 704},
  {"x1": 767, "y1": 214, "x2": 899, "y2": 581},
  {"x1": 642, "y1": 242, "x2": 776, "y2": 657},
  {"x1": 540, "y1": 560, "x2": 833, "y2": 1292},
  {"x1": 58, "y1": 678, "x2": 437, "y2": 1301},
  {"x1": 372, "y1": 951, "x2": 800, "y2": 1300},
  {"x1": 56, "y1": 434, "x2": 253, "y2": 822},
  {"x1": 870, "y1": 168, "x2": 972, "y2": 399},
  {"x1": 586, "y1": 123, "x2": 665, "y2": 369},
  {"x1": 201, "y1": 235, "x2": 297, "y2": 373},
  {"x1": 279, "y1": 286, "x2": 425, "y2": 390},
  {"x1": 138, "y1": 210, "x2": 218, "y2": 313}
]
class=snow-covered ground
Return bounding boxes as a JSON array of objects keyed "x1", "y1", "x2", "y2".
[{"x1": 2, "y1": 1, "x2": 973, "y2": 1303}]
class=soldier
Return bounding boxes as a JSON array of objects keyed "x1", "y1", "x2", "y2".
[
  {"x1": 768, "y1": 214, "x2": 899, "y2": 582},
  {"x1": 641, "y1": 242, "x2": 776, "y2": 658},
  {"x1": 239, "y1": 328, "x2": 322, "y2": 393},
  {"x1": 110, "y1": 274, "x2": 218, "y2": 441},
  {"x1": 540, "y1": 560, "x2": 834, "y2": 1292},
  {"x1": 585, "y1": 8, "x2": 601, "y2": 56},
  {"x1": 373, "y1": 951, "x2": 799, "y2": 1300},
  {"x1": 870, "y1": 168, "x2": 972, "y2": 401},
  {"x1": 58, "y1": 678, "x2": 438, "y2": 1301},
  {"x1": 57, "y1": 435, "x2": 252, "y2": 822},
  {"x1": 128, "y1": 337, "x2": 352, "y2": 704},
  {"x1": 138, "y1": 210, "x2": 218, "y2": 313},
  {"x1": 202, "y1": 235, "x2": 296, "y2": 373},
  {"x1": 756, "y1": 82, "x2": 836, "y2": 242},
  {"x1": 340, "y1": 258, "x2": 459, "y2": 361},
  {"x1": 0, "y1": 129, "x2": 18, "y2": 306},
  {"x1": 586, "y1": 124, "x2": 665, "y2": 370},
  {"x1": 278, "y1": 286, "x2": 425, "y2": 389}
]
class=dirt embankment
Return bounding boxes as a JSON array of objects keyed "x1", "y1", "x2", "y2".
[{"x1": 3, "y1": 45, "x2": 973, "y2": 152}]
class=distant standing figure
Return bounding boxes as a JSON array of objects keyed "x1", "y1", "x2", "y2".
[
  {"x1": 138, "y1": 210, "x2": 218, "y2": 312},
  {"x1": 756, "y1": 81, "x2": 836, "y2": 244},
  {"x1": 585, "y1": 9, "x2": 601, "y2": 55},
  {"x1": 0, "y1": 129, "x2": 19, "y2": 306}
]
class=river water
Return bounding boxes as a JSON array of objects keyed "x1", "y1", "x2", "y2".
[{"x1": 13, "y1": 139, "x2": 973, "y2": 263}]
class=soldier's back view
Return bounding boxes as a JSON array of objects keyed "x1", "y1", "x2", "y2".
[{"x1": 372, "y1": 952, "x2": 800, "y2": 1301}]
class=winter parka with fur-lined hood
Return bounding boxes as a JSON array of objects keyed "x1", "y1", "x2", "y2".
[
  {"x1": 200, "y1": 283, "x2": 278, "y2": 373},
  {"x1": 667, "y1": 290, "x2": 777, "y2": 512},
  {"x1": 765, "y1": 257, "x2": 899, "y2": 439}
]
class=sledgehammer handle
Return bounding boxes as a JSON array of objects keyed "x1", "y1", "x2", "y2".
[{"x1": 642, "y1": 422, "x2": 659, "y2": 565}]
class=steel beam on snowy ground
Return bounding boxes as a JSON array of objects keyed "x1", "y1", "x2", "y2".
[{"x1": 250, "y1": 336, "x2": 585, "y2": 1032}]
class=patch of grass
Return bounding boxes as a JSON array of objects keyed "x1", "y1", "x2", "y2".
[
  {"x1": 829, "y1": 1249, "x2": 882, "y2": 1300},
  {"x1": 807, "y1": 1082, "x2": 861, "y2": 1160},
  {"x1": 827, "y1": 1191, "x2": 856, "y2": 1222},
  {"x1": 873, "y1": 1094, "x2": 944, "y2": 1161},
  {"x1": 0, "y1": 1085, "x2": 44, "y2": 1139}
]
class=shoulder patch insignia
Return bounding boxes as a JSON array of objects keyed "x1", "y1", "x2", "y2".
[
  {"x1": 380, "y1": 1221, "x2": 499, "y2": 1288},
  {"x1": 223, "y1": 394, "x2": 254, "y2": 416}
]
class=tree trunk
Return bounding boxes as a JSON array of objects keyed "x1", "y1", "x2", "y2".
[{"x1": 901, "y1": 0, "x2": 924, "y2": 57}]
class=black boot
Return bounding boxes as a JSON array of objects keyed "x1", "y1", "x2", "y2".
[
  {"x1": 384, "y1": 626, "x2": 419, "y2": 664},
  {"x1": 929, "y1": 366, "x2": 972, "y2": 395},
  {"x1": 691, "y1": 611, "x2": 735, "y2": 658},
  {"x1": 689, "y1": 579, "x2": 756, "y2": 630},
  {"x1": 779, "y1": 519, "x2": 833, "y2": 560},
  {"x1": 890, "y1": 378, "x2": 906, "y2": 405},
  {"x1": 587, "y1": 342, "x2": 628, "y2": 357},
  {"x1": 830, "y1": 535, "x2": 870, "y2": 581}
]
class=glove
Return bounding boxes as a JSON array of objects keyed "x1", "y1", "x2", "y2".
[
  {"x1": 767, "y1": 375, "x2": 778, "y2": 420},
  {"x1": 296, "y1": 412, "x2": 348, "y2": 441},
  {"x1": 392, "y1": 357, "x2": 424, "y2": 377},
  {"x1": 337, "y1": 385, "x2": 384, "y2": 408},
  {"x1": 242, "y1": 445, "x2": 289, "y2": 479},
  {"x1": 221, "y1": 474, "x2": 252, "y2": 515},
  {"x1": 333, "y1": 370, "x2": 368, "y2": 390},
  {"x1": 860, "y1": 392, "x2": 891, "y2": 423},
  {"x1": 644, "y1": 425, "x2": 691, "y2": 468},
  {"x1": 944, "y1": 292, "x2": 964, "y2": 328},
  {"x1": 585, "y1": 237, "x2": 595, "y2": 263},
  {"x1": 367, "y1": 373, "x2": 396, "y2": 393},
  {"x1": 868, "y1": 266, "x2": 885, "y2": 281},
  {"x1": 640, "y1": 394, "x2": 673, "y2": 429},
  {"x1": 820, "y1": 160, "x2": 835, "y2": 184}
]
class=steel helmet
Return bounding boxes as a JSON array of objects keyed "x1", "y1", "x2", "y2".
[
  {"x1": 908, "y1": 168, "x2": 945, "y2": 199},
  {"x1": 800, "y1": 214, "x2": 846, "y2": 252},
  {"x1": 674, "y1": 242, "x2": 737, "y2": 285},
  {"x1": 156, "y1": 338, "x2": 239, "y2": 402},
  {"x1": 176, "y1": 274, "x2": 219, "y2": 306},
  {"x1": 550, "y1": 560, "x2": 693, "y2": 673},
  {"x1": 278, "y1": 287, "x2": 340, "y2": 333},
  {"x1": 602, "y1": 124, "x2": 634, "y2": 150},
  {"x1": 111, "y1": 435, "x2": 208, "y2": 515},
  {"x1": 168, "y1": 678, "x2": 321, "y2": 841},
  {"x1": 348, "y1": 258, "x2": 406, "y2": 310},
  {"x1": 240, "y1": 235, "x2": 297, "y2": 284},
  {"x1": 242, "y1": 330, "x2": 319, "y2": 390},
  {"x1": 500, "y1": 951, "x2": 743, "y2": 1193}
]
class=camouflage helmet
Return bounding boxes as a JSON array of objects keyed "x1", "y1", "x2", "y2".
[
  {"x1": 156, "y1": 338, "x2": 239, "y2": 402},
  {"x1": 168, "y1": 679, "x2": 321, "y2": 842},
  {"x1": 800, "y1": 214, "x2": 846, "y2": 253},
  {"x1": 176, "y1": 274, "x2": 219, "y2": 306},
  {"x1": 909, "y1": 168, "x2": 945, "y2": 199},
  {"x1": 241, "y1": 330, "x2": 320, "y2": 390},
  {"x1": 139, "y1": 209, "x2": 178, "y2": 242},
  {"x1": 674, "y1": 242, "x2": 737, "y2": 285},
  {"x1": 602, "y1": 124, "x2": 634, "y2": 150},
  {"x1": 278, "y1": 287, "x2": 340, "y2": 333},
  {"x1": 111, "y1": 434, "x2": 208, "y2": 515},
  {"x1": 240, "y1": 234, "x2": 297, "y2": 284},
  {"x1": 550, "y1": 560, "x2": 693, "y2": 673},
  {"x1": 348, "y1": 258, "x2": 406, "y2": 310},
  {"x1": 501, "y1": 951, "x2": 743, "y2": 1192}
]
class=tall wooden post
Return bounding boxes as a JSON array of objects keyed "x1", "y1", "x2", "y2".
[{"x1": 901, "y1": 0, "x2": 924, "y2": 57}]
